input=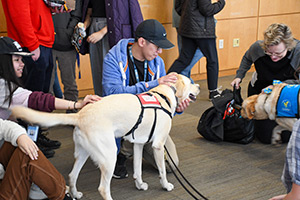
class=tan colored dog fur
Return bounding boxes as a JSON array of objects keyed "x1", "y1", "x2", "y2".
[
  {"x1": 241, "y1": 83, "x2": 297, "y2": 144},
  {"x1": 11, "y1": 74, "x2": 200, "y2": 200}
]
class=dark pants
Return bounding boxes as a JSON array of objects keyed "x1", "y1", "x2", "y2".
[
  {"x1": 0, "y1": 142, "x2": 66, "y2": 200},
  {"x1": 247, "y1": 82, "x2": 291, "y2": 144},
  {"x1": 22, "y1": 46, "x2": 53, "y2": 93},
  {"x1": 168, "y1": 36, "x2": 219, "y2": 90}
]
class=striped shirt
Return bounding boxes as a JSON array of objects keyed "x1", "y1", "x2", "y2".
[{"x1": 282, "y1": 119, "x2": 300, "y2": 192}]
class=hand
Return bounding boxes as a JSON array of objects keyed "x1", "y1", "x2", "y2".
[
  {"x1": 17, "y1": 134, "x2": 39, "y2": 160},
  {"x1": 261, "y1": 85, "x2": 273, "y2": 94},
  {"x1": 231, "y1": 78, "x2": 241, "y2": 89},
  {"x1": 50, "y1": 6, "x2": 72, "y2": 14},
  {"x1": 77, "y1": 95, "x2": 102, "y2": 109},
  {"x1": 268, "y1": 194, "x2": 286, "y2": 200},
  {"x1": 158, "y1": 72, "x2": 178, "y2": 86},
  {"x1": 31, "y1": 47, "x2": 40, "y2": 61},
  {"x1": 87, "y1": 31, "x2": 105, "y2": 44},
  {"x1": 176, "y1": 99, "x2": 190, "y2": 113}
]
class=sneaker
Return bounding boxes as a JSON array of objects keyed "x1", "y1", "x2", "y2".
[
  {"x1": 113, "y1": 153, "x2": 128, "y2": 179},
  {"x1": 37, "y1": 133, "x2": 61, "y2": 149},
  {"x1": 209, "y1": 90, "x2": 221, "y2": 100},
  {"x1": 38, "y1": 145, "x2": 55, "y2": 158},
  {"x1": 29, "y1": 183, "x2": 47, "y2": 200}
]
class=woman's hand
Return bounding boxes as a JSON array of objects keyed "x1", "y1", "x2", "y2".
[
  {"x1": 231, "y1": 78, "x2": 242, "y2": 89},
  {"x1": 76, "y1": 95, "x2": 102, "y2": 109},
  {"x1": 17, "y1": 134, "x2": 39, "y2": 160},
  {"x1": 87, "y1": 27, "x2": 107, "y2": 44}
]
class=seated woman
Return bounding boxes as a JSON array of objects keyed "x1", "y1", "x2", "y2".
[
  {"x1": 0, "y1": 37, "x2": 101, "y2": 157},
  {"x1": 0, "y1": 36, "x2": 101, "y2": 199},
  {"x1": 0, "y1": 118, "x2": 74, "y2": 199}
]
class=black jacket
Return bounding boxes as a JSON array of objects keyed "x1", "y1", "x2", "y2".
[
  {"x1": 52, "y1": 0, "x2": 82, "y2": 51},
  {"x1": 175, "y1": 0, "x2": 225, "y2": 39}
]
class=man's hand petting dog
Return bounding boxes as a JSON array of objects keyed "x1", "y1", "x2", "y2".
[
  {"x1": 158, "y1": 72, "x2": 178, "y2": 86},
  {"x1": 176, "y1": 99, "x2": 190, "y2": 113}
]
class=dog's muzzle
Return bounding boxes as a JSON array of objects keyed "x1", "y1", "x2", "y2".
[{"x1": 189, "y1": 93, "x2": 197, "y2": 102}]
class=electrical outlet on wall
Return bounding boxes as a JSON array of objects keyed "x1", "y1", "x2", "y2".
[
  {"x1": 219, "y1": 39, "x2": 224, "y2": 49},
  {"x1": 233, "y1": 38, "x2": 240, "y2": 47}
]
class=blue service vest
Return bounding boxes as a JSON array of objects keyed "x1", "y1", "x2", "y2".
[{"x1": 276, "y1": 84, "x2": 300, "y2": 118}]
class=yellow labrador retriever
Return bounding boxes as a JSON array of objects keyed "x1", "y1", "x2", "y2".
[
  {"x1": 11, "y1": 74, "x2": 200, "y2": 200},
  {"x1": 241, "y1": 83, "x2": 297, "y2": 144}
]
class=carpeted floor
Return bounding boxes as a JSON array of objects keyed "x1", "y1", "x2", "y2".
[{"x1": 47, "y1": 72, "x2": 287, "y2": 200}]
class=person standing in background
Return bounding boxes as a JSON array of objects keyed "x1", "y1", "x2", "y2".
[
  {"x1": 51, "y1": 0, "x2": 82, "y2": 112},
  {"x1": 172, "y1": 0, "x2": 204, "y2": 83},
  {"x1": 1, "y1": 0, "x2": 57, "y2": 93},
  {"x1": 80, "y1": 0, "x2": 143, "y2": 96},
  {"x1": 168, "y1": 0, "x2": 225, "y2": 100},
  {"x1": 81, "y1": 0, "x2": 109, "y2": 96}
]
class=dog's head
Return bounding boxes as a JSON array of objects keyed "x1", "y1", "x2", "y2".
[
  {"x1": 173, "y1": 74, "x2": 200, "y2": 103},
  {"x1": 241, "y1": 93, "x2": 269, "y2": 120}
]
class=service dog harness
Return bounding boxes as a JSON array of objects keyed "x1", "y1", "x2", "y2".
[
  {"x1": 264, "y1": 80, "x2": 300, "y2": 118},
  {"x1": 125, "y1": 88, "x2": 177, "y2": 143},
  {"x1": 276, "y1": 84, "x2": 300, "y2": 118}
]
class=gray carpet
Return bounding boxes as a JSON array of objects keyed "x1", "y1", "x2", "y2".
[{"x1": 47, "y1": 73, "x2": 287, "y2": 200}]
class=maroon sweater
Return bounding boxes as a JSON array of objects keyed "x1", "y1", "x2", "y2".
[{"x1": 28, "y1": 92, "x2": 55, "y2": 112}]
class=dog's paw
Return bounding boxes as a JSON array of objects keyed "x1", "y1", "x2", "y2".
[
  {"x1": 271, "y1": 133, "x2": 282, "y2": 145},
  {"x1": 72, "y1": 191, "x2": 83, "y2": 199},
  {"x1": 135, "y1": 180, "x2": 148, "y2": 191},
  {"x1": 161, "y1": 180, "x2": 174, "y2": 191}
]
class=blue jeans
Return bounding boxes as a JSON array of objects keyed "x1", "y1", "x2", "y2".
[{"x1": 53, "y1": 69, "x2": 63, "y2": 99}]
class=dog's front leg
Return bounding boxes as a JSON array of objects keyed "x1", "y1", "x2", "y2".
[
  {"x1": 153, "y1": 146, "x2": 174, "y2": 191},
  {"x1": 133, "y1": 143, "x2": 148, "y2": 190}
]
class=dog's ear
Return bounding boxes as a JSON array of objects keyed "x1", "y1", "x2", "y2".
[
  {"x1": 175, "y1": 75, "x2": 185, "y2": 98},
  {"x1": 246, "y1": 101, "x2": 256, "y2": 119}
]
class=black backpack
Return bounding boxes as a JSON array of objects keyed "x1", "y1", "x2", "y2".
[{"x1": 197, "y1": 87, "x2": 255, "y2": 144}]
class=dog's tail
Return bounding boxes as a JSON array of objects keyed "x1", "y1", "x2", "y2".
[{"x1": 11, "y1": 106, "x2": 79, "y2": 128}]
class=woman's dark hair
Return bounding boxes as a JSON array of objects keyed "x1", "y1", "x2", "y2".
[{"x1": 0, "y1": 54, "x2": 23, "y2": 106}]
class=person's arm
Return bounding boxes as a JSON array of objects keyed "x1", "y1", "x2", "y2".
[
  {"x1": 28, "y1": 91, "x2": 101, "y2": 112},
  {"x1": 269, "y1": 184, "x2": 300, "y2": 200},
  {"x1": 87, "y1": 26, "x2": 107, "y2": 44},
  {"x1": 197, "y1": 0, "x2": 225, "y2": 17},
  {"x1": 54, "y1": 94, "x2": 102, "y2": 110},
  {"x1": 175, "y1": 0, "x2": 184, "y2": 16},
  {"x1": 0, "y1": 119, "x2": 38, "y2": 160},
  {"x1": 230, "y1": 45, "x2": 256, "y2": 88},
  {"x1": 66, "y1": 0, "x2": 82, "y2": 39},
  {"x1": 83, "y1": 8, "x2": 92, "y2": 29}
]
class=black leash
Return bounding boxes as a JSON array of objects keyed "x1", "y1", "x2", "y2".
[{"x1": 164, "y1": 146, "x2": 209, "y2": 200}]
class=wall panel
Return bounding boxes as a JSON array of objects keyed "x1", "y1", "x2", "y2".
[
  {"x1": 259, "y1": 0, "x2": 300, "y2": 16},
  {"x1": 0, "y1": 2, "x2": 6, "y2": 33},
  {"x1": 215, "y1": 0, "x2": 258, "y2": 19},
  {"x1": 258, "y1": 14, "x2": 300, "y2": 40},
  {"x1": 138, "y1": 0, "x2": 172, "y2": 23}
]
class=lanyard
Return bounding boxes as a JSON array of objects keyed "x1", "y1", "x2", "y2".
[{"x1": 129, "y1": 46, "x2": 148, "y2": 82}]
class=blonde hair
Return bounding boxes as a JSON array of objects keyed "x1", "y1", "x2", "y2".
[{"x1": 261, "y1": 23, "x2": 296, "y2": 51}]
